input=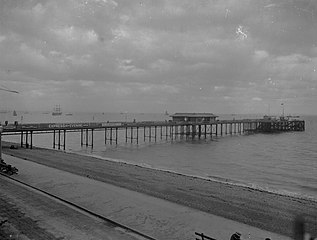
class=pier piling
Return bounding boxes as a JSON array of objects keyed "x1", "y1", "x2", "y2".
[{"x1": 4, "y1": 118, "x2": 305, "y2": 151}]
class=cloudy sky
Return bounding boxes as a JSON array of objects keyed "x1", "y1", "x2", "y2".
[{"x1": 0, "y1": 0, "x2": 316, "y2": 115}]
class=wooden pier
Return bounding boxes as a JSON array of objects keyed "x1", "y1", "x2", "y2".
[{"x1": 1, "y1": 118, "x2": 305, "y2": 150}]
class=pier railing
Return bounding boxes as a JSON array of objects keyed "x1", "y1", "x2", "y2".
[{"x1": 1, "y1": 118, "x2": 305, "y2": 150}]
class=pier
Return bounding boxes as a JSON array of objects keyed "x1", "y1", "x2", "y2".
[{"x1": 1, "y1": 118, "x2": 305, "y2": 150}]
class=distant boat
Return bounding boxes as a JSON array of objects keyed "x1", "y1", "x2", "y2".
[
  {"x1": 52, "y1": 105, "x2": 62, "y2": 116},
  {"x1": 164, "y1": 110, "x2": 169, "y2": 116},
  {"x1": 65, "y1": 113, "x2": 73, "y2": 116},
  {"x1": 286, "y1": 115, "x2": 300, "y2": 118},
  {"x1": 13, "y1": 110, "x2": 17, "y2": 116}
]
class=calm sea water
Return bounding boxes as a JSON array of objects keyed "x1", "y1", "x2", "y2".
[{"x1": 2, "y1": 111, "x2": 317, "y2": 200}]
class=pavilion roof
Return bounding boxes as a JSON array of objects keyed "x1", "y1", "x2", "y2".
[{"x1": 170, "y1": 113, "x2": 218, "y2": 118}]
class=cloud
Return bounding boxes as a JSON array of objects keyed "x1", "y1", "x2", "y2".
[
  {"x1": 224, "y1": 96, "x2": 232, "y2": 100},
  {"x1": 0, "y1": 0, "x2": 316, "y2": 114},
  {"x1": 0, "y1": 35, "x2": 6, "y2": 43},
  {"x1": 79, "y1": 80, "x2": 95, "y2": 87},
  {"x1": 253, "y1": 50, "x2": 269, "y2": 62},
  {"x1": 20, "y1": 43, "x2": 47, "y2": 64},
  {"x1": 137, "y1": 83, "x2": 179, "y2": 94},
  {"x1": 264, "y1": 3, "x2": 277, "y2": 8},
  {"x1": 52, "y1": 26, "x2": 99, "y2": 45},
  {"x1": 149, "y1": 59, "x2": 173, "y2": 72},
  {"x1": 116, "y1": 59, "x2": 145, "y2": 75},
  {"x1": 214, "y1": 86, "x2": 226, "y2": 91},
  {"x1": 252, "y1": 97, "x2": 262, "y2": 101}
]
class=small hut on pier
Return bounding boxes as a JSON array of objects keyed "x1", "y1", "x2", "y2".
[{"x1": 170, "y1": 113, "x2": 218, "y2": 123}]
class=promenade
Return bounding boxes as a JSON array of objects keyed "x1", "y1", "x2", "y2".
[{"x1": 0, "y1": 171, "x2": 142, "y2": 240}]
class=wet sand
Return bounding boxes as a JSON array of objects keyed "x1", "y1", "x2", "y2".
[{"x1": 2, "y1": 143, "x2": 317, "y2": 237}]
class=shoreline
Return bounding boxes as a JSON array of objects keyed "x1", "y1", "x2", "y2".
[
  {"x1": 2, "y1": 142, "x2": 317, "y2": 237},
  {"x1": 6, "y1": 142, "x2": 316, "y2": 203},
  {"x1": 82, "y1": 151, "x2": 317, "y2": 203}
]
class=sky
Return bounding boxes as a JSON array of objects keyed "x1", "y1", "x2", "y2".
[{"x1": 0, "y1": 0, "x2": 317, "y2": 115}]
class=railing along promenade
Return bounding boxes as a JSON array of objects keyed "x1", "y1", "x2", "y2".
[{"x1": 2, "y1": 118, "x2": 305, "y2": 150}]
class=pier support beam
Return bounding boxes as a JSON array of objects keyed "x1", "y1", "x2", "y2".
[
  {"x1": 30, "y1": 131, "x2": 33, "y2": 149},
  {"x1": 52, "y1": 130, "x2": 66, "y2": 150},
  {"x1": 110, "y1": 128, "x2": 113, "y2": 144},
  {"x1": 155, "y1": 126, "x2": 157, "y2": 141},
  {"x1": 25, "y1": 131, "x2": 28, "y2": 148},
  {"x1": 63, "y1": 130, "x2": 66, "y2": 150},
  {"x1": 85, "y1": 129, "x2": 88, "y2": 146},
  {"x1": 160, "y1": 126, "x2": 163, "y2": 139},
  {"x1": 116, "y1": 128, "x2": 118, "y2": 144},
  {"x1": 81, "y1": 129, "x2": 83, "y2": 146},
  {"x1": 21, "y1": 131, "x2": 23, "y2": 147},
  {"x1": 91, "y1": 129, "x2": 94, "y2": 148},
  {"x1": 53, "y1": 130, "x2": 56, "y2": 148},
  {"x1": 58, "y1": 130, "x2": 61, "y2": 149}
]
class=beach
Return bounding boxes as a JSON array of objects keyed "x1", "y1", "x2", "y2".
[{"x1": 2, "y1": 142, "x2": 316, "y2": 238}]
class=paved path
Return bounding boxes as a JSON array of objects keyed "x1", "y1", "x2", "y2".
[
  {"x1": 0, "y1": 172, "x2": 147, "y2": 240},
  {"x1": 4, "y1": 154, "x2": 291, "y2": 240}
]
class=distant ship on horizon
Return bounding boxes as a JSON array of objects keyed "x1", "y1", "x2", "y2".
[{"x1": 52, "y1": 105, "x2": 62, "y2": 116}]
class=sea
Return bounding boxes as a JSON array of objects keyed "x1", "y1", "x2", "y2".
[{"x1": 1, "y1": 111, "x2": 317, "y2": 201}]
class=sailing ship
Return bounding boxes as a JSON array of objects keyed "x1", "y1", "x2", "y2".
[
  {"x1": 13, "y1": 110, "x2": 17, "y2": 116},
  {"x1": 52, "y1": 105, "x2": 62, "y2": 116}
]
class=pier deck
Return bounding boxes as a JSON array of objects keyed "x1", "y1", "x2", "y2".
[{"x1": 1, "y1": 118, "x2": 305, "y2": 150}]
